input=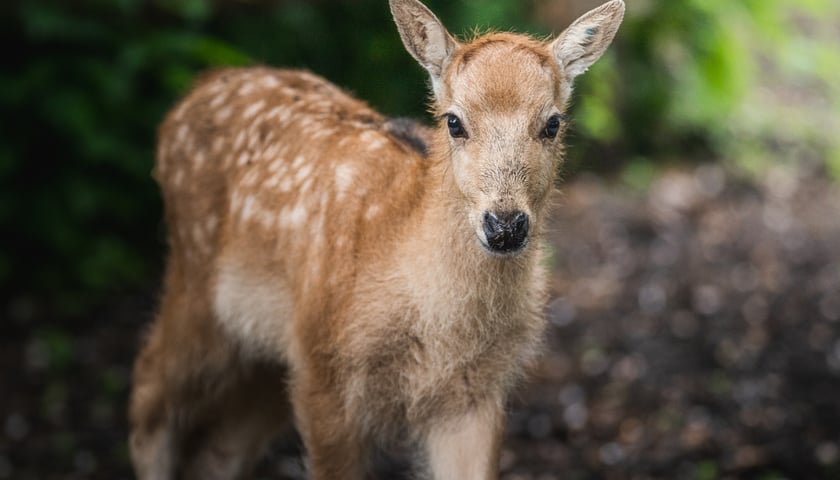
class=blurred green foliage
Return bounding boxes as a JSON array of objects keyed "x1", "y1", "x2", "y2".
[
  {"x1": 2, "y1": 0, "x2": 837, "y2": 318},
  {"x1": 572, "y1": 0, "x2": 840, "y2": 176}
]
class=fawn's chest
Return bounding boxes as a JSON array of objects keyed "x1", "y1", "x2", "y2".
[{"x1": 337, "y1": 259, "x2": 547, "y2": 428}]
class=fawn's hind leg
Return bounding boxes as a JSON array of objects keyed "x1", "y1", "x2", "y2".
[
  {"x1": 130, "y1": 304, "x2": 290, "y2": 480},
  {"x1": 129, "y1": 311, "x2": 183, "y2": 480},
  {"x1": 180, "y1": 361, "x2": 291, "y2": 480},
  {"x1": 130, "y1": 322, "x2": 289, "y2": 480}
]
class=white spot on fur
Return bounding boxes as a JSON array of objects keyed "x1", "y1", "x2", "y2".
[
  {"x1": 234, "y1": 131, "x2": 246, "y2": 150},
  {"x1": 259, "y1": 210, "x2": 275, "y2": 230},
  {"x1": 237, "y1": 83, "x2": 255, "y2": 96},
  {"x1": 297, "y1": 71, "x2": 322, "y2": 83},
  {"x1": 334, "y1": 164, "x2": 355, "y2": 198},
  {"x1": 300, "y1": 177, "x2": 314, "y2": 195},
  {"x1": 291, "y1": 155, "x2": 306, "y2": 170},
  {"x1": 247, "y1": 131, "x2": 259, "y2": 150},
  {"x1": 261, "y1": 76, "x2": 280, "y2": 89},
  {"x1": 268, "y1": 107, "x2": 291, "y2": 123},
  {"x1": 278, "y1": 203, "x2": 306, "y2": 228},
  {"x1": 310, "y1": 128, "x2": 335, "y2": 140},
  {"x1": 279, "y1": 177, "x2": 293, "y2": 192},
  {"x1": 242, "y1": 100, "x2": 266, "y2": 120},
  {"x1": 295, "y1": 164, "x2": 313, "y2": 183},
  {"x1": 311, "y1": 211, "x2": 326, "y2": 248},
  {"x1": 192, "y1": 223, "x2": 205, "y2": 251},
  {"x1": 309, "y1": 261, "x2": 321, "y2": 283},
  {"x1": 264, "y1": 174, "x2": 281, "y2": 189},
  {"x1": 215, "y1": 106, "x2": 233, "y2": 123},
  {"x1": 194, "y1": 150, "x2": 206, "y2": 169},
  {"x1": 172, "y1": 169, "x2": 185, "y2": 187},
  {"x1": 365, "y1": 204, "x2": 382, "y2": 220},
  {"x1": 209, "y1": 92, "x2": 227, "y2": 108},
  {"x1": 241, "y1": 195, "x2": 256, "y2": 221},
  {"x1": 267, "y1": 159, "x2": 283, "y2": 173},
  {"x1": 176, "y1": 125, "x2": 189, "y2": 142},
  {"x1": 206, "y1": 82, "x2": 224, "y2": 96},
  {"x1": 206, "y1": 214, "x2": 218, "y2": 233},
  {"x1": 241, "y1": 169, "x2": 259, "y2": 187},
  {"x1": 230, "y1": 190, "x2": 242, "y2": 213},
  {"x1": 237, "y1": 152, "x2": 249, "y2": 167},
  {"x1": 264, "y1": 145, "x2": 281, "y2": 165},
  {"x1": 287, "y1": 203, "x2": 307, "y2": 226},
  {"x1": 360, "y1": 130, "x2": 387, "y2": 150}
]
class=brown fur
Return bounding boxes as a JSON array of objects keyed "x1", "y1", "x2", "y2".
[{"x1": 129, "y1": 1, "x2": 624, "y2": 479}]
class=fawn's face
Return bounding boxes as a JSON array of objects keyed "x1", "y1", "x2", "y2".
[
  {"x1": 391, "y1": 0, "x2": 625, "y2": 255},
  {"x1": 439, "y1": 41, "x2": 567, "y2": 255}
]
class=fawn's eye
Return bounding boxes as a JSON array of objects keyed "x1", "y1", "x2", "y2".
[
  {"x1": 446, "y1": 114, "x2": 467, "y2": 139},
  {"x1": 541, "y1": 114, "x2": 564, "y2": 139}
]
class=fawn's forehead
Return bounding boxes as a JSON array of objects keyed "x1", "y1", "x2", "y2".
[{"x1": 446, "y1": 35, "x2": 561, "y2": 116}]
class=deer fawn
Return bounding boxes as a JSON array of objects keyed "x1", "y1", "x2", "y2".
[{"x1": 129, "y1": 0, "x2": 624, "y2": 478}]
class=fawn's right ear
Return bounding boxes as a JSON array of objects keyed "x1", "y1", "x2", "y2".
[{"x1": 390, "y1": 0, "x2": 458, "y2": 96}]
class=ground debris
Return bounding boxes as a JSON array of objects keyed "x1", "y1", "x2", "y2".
[
  {"x1": 510, "y1": 165, "x2": 840, "y2": 479},
  {"x1": 2, "y1": 165, "x2": 839, "y2": 479}
]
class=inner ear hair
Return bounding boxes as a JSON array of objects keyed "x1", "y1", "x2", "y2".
[
  {"x1": 390, "y1": 0, "x2": 458, "y2": 78},
  {"x1": 551, "y1": 0, "x2": 625, "y2": 80}
]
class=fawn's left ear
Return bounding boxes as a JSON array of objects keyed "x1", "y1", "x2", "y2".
[{"x1": 550, "y1": 0, "x2": 625, "y2": 80}]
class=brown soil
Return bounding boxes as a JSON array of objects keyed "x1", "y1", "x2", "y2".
[{"x1": 2, "y1": 164, "x2": 839, "y2": 479}]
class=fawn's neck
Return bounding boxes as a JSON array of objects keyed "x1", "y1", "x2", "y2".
[{"x1": 392, "y1": 147, "x2": 546, "y2": 362}]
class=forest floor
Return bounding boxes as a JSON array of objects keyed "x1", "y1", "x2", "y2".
[{"x1": 2, "y1": 162, "x2": 840, "y2": 480}]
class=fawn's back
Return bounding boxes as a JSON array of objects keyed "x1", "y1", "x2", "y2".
[{"x1": 156, "y1": 68, "x2": 435, "y2": 357}]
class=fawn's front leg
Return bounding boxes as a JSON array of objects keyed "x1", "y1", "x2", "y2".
[
  {"x1": 291, "y1": 374, "x2": 369, "y2": 480},
  {"x1": 424, "y1": 402, "x2": 505, "y2": 480}
]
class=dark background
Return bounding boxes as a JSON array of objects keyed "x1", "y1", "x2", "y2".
[{"x1": 2, "y1": 0, "x2": 839, "y2": 478}]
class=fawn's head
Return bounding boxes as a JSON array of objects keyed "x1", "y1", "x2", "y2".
[{"x1": 391, "y1": 0, "x2": 624, "y2": 256}]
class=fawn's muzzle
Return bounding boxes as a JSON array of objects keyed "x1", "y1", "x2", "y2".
[{"x1": 482, "y1": 210, "x2": 529, "y2": 254}]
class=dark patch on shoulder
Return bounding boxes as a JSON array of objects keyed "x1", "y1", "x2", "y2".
[
  {"x1": 383, "y1": 117, "x2": 433, "y2": 157},
  {"x1": 354, "y1": 113, "x2": 380, "y2": 126}
]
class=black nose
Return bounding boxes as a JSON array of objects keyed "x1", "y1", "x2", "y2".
[{"x1": 482, "y1": 211, "x2": 530, "y2": 254}]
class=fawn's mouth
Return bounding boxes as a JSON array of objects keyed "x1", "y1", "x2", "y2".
[{"x1": 477, "y1": 234, "x2": 529, "y2": 257}]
